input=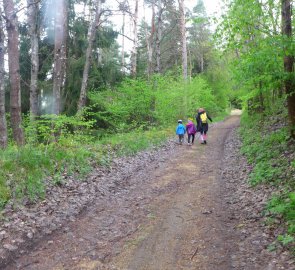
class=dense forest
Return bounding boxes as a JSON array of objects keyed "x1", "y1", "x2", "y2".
[{"x1": 0, "y1": 0, "x2": 294, "y2": 257}]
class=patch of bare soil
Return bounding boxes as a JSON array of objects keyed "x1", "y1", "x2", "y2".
[{"x1": 1, "y1": 116, "x2": 293, "y2": 270}]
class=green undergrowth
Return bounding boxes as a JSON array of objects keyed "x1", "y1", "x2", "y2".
[
  {"x1": 96, "y1": 127, "x2": 171, "y2": 157},
  {"x1": 240, "y1": 110, "x2": 295, "y2": 253},
  {"x1": 0, "y1": 125, "x2": 172, "y2": 210},
  {"x1": 0, "y1": 141, "x2": 93, "y2": 208}
]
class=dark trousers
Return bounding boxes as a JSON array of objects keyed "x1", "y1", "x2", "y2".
[
  {"x1": 178, "y1": 134, "x2": 184, "y2": 143},
  {"x1": 188, "y1": 134, "x2": 195, "y2": 144},
  {"x1": 200, "y1": 123, "x2": 209, "y2": 135}
]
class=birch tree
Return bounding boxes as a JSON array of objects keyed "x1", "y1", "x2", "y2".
[
  {"x1": 178, "y1": 0, "x2": 188, "y2": 81},
  {"x1": 78, "y1": 0, "x2": 102, "y2": 111},
  {"x1": 3, "y1": 0, "x2": 24, "y2": 145},
  {"x1": 52, "y1": 0, "x2": 67, "y2": 115},
  {"x1": 281, "y1": 0, "x2": 295, "y2": 138},
  {"x1": 0, "y1": 6, "x2": 7, "y2": 148},
  {"x1": 130, "y1": 0, "x2": 139, "y2": 77},
  {"x1": 27, "y1": 0, "x2": 40, "y2": 119}
]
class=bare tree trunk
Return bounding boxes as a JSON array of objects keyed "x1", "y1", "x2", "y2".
[
  {"x1": 200, "y1": 54, "x2": 204, "y2": 73},
  {"x1": 130, "y1": 0, "x2": 138, "y2": 77},
  {"x1": 52, "y1": 0, "x2": 67, "y2": 115},
  {"x1": 60, "y1": 0, "x2": 68, "y2": 99},
  {"x1": 121, "y1": 11, "x2": 125, "y2": 74},
  {"x1": 155, "y1": 1, "x2": 163, "y2": 74},
  {"x1": 188, "y1": 47, "x2": 192, "y2": 82},
  {"x1": 78, "y1": 0, "x2": 102, "y2": 111},
  {"x1": 27, "y1": 0, "x2": 40, "y2": 119},
  {"x1": 3, "y1": 0, "x2": 24, "y2": 145},
  {"x1": 178, "y1": 0, "x2": 188, "y2": 81},
  {"x1": 0, "y1": 7, "x2": 7, "y2": 148},
  {"x1": 145, "y1": 1, "x2": 155, "y2": 78},
  {"x1": 282, "y1": 0, "x2": 295, "y2": 138}
]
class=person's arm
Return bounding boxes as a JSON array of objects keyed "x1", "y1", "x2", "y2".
[
  {"x1": 196, "y1": 114, "x2": 200, "y2": 124},
  {"x1": 207, "y1": 114, "x2": 213, "y2": 122},
  {"x1": 196, "y1": 114, "x2": 200, "y2": 130}
]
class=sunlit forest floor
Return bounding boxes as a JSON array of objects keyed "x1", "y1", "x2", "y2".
[{"x1": 1, "y1": 115, "x2": 293, "y2": 270}]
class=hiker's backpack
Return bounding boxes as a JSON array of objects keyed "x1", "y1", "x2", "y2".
[{"x1": 200, "y1": 112, "x2": 207, "y2": 124}]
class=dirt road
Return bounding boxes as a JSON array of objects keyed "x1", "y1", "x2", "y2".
[{"x1": 6, "y1": 116, "x2": 241, "y2": 270}]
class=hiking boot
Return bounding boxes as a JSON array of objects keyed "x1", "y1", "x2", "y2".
[{"x1": 204, "y1": 140, "x2": 207, "y2": 144}]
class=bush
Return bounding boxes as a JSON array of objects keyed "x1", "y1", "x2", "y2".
[{"x1": 86, "y1": 74, "x2": 227, "y2": 132}]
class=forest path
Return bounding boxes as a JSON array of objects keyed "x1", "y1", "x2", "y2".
[{"x1": 5, "y1": 116, "x2": 240, "y2": 270}]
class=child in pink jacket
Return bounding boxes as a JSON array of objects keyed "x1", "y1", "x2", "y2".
[{"x1": 186, "y1": 119, "x2": 197, "y2": 145}]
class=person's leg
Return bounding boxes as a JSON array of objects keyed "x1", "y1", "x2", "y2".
[
  {"x1": 180, "y1": 134, "x2": 184, "y2": 144},
  {"x1": 203, "y1": 132, "x2": 207, "y2": 144},
  {"x1": 200, "y1": 127, "x2": 204, "y2": 143},
  {"x1": 178, "y1": 135, "x2": 181, "y2": 143},
  {"x1": 192, "y1": 134, "x2": 195, "y2": 144},
  {"x1": 188, "y1": 134, "x2": 191, "y2": 144}
]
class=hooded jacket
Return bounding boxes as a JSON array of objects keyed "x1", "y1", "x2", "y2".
[
  {"x1": 186, "y1": 121, "x2": 197, "y2": 135},
  {"x1": 176, "y1": 123, "x2": 186, "y2": 135}
]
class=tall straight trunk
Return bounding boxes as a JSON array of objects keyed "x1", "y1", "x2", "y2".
[
  {"x1": 178, "y1": 0, "x2": 188, "y2": 81},
  {"x1": 145, "y1": 1, "x2": 155, "y2": 78},
  {"x1": 3, "y1": 0, "x2": 24, "y2": 145},
  {"x1": 200, "y1": 54, "x2": 204, "y2": 73},
  {"x1": 78, "y1": 0, "x2": 101, "y2": 111},
  {"x1": 27, "y1": 0, "x2": 40, "y2": 119},
  {"x1": 259, "y1": 80, "x2": 264, "y2": 112},
  {"x1": 282, "y1": 0, "x2": 295, "y2": 138},
  {"x1": 155, "y1": 1, "x2": 163, "y2": 74},
  {"x1": 0, "y1": 7, "x2": 7, "y2": 148},
  {"x1": 130, "y1": 0, "x2": 138, "y2": 77},
  {"x1": 60, "y1": 0, "x2": 68, "y2": 99},
  {"x1": 52, "y1": 0, "x2": 67, "y2": 115},
  {"x1": 121, "y1": 11, "x2": 125, "y2": 74}
]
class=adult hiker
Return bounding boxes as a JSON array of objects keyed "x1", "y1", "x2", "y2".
[{"x1": 196, "y1": 108, "x2": 213, "y2": 144}]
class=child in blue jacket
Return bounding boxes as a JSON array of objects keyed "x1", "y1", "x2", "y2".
[{"x1": 176, "y1": 120, "x2": 186, "y2": 144}]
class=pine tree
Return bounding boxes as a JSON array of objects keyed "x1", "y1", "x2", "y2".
[{"x1": 3, "y1": 0, "x2": 25, "y2": 145}]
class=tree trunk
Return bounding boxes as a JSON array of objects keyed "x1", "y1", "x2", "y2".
[
  {"x1": 52, "y1": 0, "x2": 67, "y2": 115},
  {"x1": 145, "y1": 1, "x2": 155, "y2": 78},
  {"x1": 130, "y1": 0, "x2": 138, "y2": 77},
  {"x1": 281, "y1": 0, "x2": 295, "y2": 138},
  {"x1": 3, "y1": 0, "x2": 25, "y2": 145},
  {"x1": 155, "y1": 1, "x2": 163, "y2": 74},
  {"x1": 0, "y1": 7, "x2": 7, "y2": 148},
  {"x1": 60, "y1": 0, "x2": 68, "y2": 101},
  {"x1": 27, "y1": 0, "x2": 40, "y2": 119},
  {"x1": 200, "y1": 54, "x2": 204, "y2": 73},
  {"x1": 121, "y1": 11, "x2": 125, "y2": 74},
  {"x1": 78, "y1": 0, "x2": 101, "y2": 111},
  {"x1": 178, "y1": 0, "x2": 188, "y2": 81},
  {"x1": 259, "y1": 81, "x2": 264, "y2": 112}
]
